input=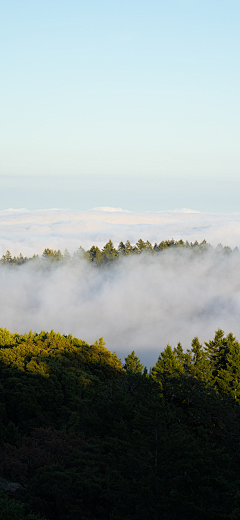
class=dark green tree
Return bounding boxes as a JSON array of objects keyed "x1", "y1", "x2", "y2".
[
  {"x1": 205, "y1": 330, "x2": 240, "y2": 400},
  {"x1": 136, "y1": 239, "x2": 146, "y2": 252},
  {"x1": 0, "y1": 491, "x2": 46, "y2": 520},
  {"x1": 117, "y1": 241, "x2": 126, "y2": 255},
  {"x1": 151, "y1": 344, "x2": 184, "y2": 383},
  {"x1": 87, "y1": 245, "x2": 103, "y2": 263},
  {"x1": 125, "y1": 240, "x2": 134, "y2": 254},
  {"x1": 187, "y1": 337, "x2": 212, "y2": 382},
  {"x1": 102, "y1": 240, "x2": 118, "y2": 261},
  {"x1": 123, "y1": 351, "x2": 144, "y2": 373}
]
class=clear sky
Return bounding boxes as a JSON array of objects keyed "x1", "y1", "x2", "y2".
[{"x1": 1, "y1": 1, "x2": 240, "y2": 211}]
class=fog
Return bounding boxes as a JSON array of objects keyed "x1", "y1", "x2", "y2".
[
  {"x1": 1, "y1": 248, "x2": 240, "y2": 367},
  {"x1": 1, "y1": 207, "x2": 240, "y2": 258}
]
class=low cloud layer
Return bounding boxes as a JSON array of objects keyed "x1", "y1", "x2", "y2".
[
  {"x1": 1, "y1": 249, "x2": 240, "y2": 367},
  {"x1": 1, "y1": 207, "x2": 240, "y2": 257}
]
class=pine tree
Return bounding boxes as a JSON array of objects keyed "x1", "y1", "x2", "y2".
[
  {"x1": 151, "y1": 344, "x2": 184, "y2": 383},
  {"x1": 125, "y1": 240, "x2": 134, "y2": 254},
  {"x1": 42, "y1": 248, "x2": 63, "y2": 261},
  {"x1": 206, "y1": 330, "x2": 240, "y2": 400},
  {"x1": 136, "y1": 239, "x2": 146, "y2": 252},
  {"x1": 117, "y1": 241, "x2": 126, "y2": 255},
  {"x1": 123, "y1": 351, "x2": 144, "y2": 373},
  {"x1": 102, "y1": 240, "x2": 118, "y2": 261},
  {"x1": 1, "y1": 250, "x2": 12, "y2": 263},
  {"x1": 87, "y1": 245, "x2": 103, "y2": 263},
  {"x1": 73, "y1": 246, "x2": 87, "y2": 261},
  {"x1": 173, "y1": 342, "x2": 189, "y2": 371},
  {"x1": 63, "y1": 249, "x2": 71, "y2": 261},
  {"x1": 222, "y1": 333, "x2": 240, "y2": 400},
  {"x1": 145, "y1": 240, "x2": 153, "y2": 252},
  {"x1": 205, "y1": 328, "x2": 226, "y2": 371},
  {"x1": 188, "y1": 337, "x2": 212, "y2": 382}
]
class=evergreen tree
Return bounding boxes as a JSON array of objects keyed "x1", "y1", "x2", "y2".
[
  {"x1": 73, "y1": 246, "x2": 87, "y2": 261},
  {"x1": 222, "y1": 333, "x2": 240, "y2": 400},
  {"x1": 178, "y1": 239, "x2": 184, "y2": 246},
  {"x1": 136, "y1": 239, "x2": 146, "y2": 252},
  {"x1": 124, "y1": 240, "x2": 134, "y2": 254},
  {"x1": 87, "y1": 245, "x2": 103, "y2": 263},
  {"x1": 151, "y1": 344, "x2": 184, "y2": 383},
  {"x1": 173, "y1": 342, "x2": 188, "y2": 370},
  {"x1": 0, "y1": 491, "x2": 46, "y2": 519},
  {"x1": 0, "y1": 250, "x2": 12, "y2": 263},
  {"x1": 42, "y1": 248, "x2": 63, "y2": 261},
  {"x1": 206, "y1": 330, "x2": 240, "y2": 400},
  {"x1": 145, "y1": 240, "x2": 153, "y2": 252},
  {"x1": 117, "y1": 241, "x2": 126, "y2": 255},
  {"x1": 123, "y1": 351, "x2": 144, "y2": 373},
  {"x1": 205, "y1": 328, "x2": 226, "y2": 370},
  {"x1": 63, "y1": 249, "x2": 71, "y2": 261},
  {"x1": 187, "y1": 337, "x2": 212, "y2": 382},
  {"x1": 101, "y1": 240, "x2": 118, "y2": 261}
]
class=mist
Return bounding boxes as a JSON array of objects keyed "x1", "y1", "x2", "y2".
[
  {"x1": 1, "y1": 248, "x2": 240, "y2": 367},
  {"x1": 2, "y1": 207, "x2": 240, "y2": 258}
]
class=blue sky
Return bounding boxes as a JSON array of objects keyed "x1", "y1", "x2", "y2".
[{"x1": 1, "y1": 0, "x2": 240, "y2": 211}]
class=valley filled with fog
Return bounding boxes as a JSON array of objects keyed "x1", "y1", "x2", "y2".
[{"x1": 1, "y1": 235, "x2": 240, "y2": 367}]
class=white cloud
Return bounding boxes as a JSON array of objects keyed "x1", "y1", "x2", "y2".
[
  {"x1": 1, "y1": 207, "x2": 240, "y2": 367},
  {"x1": 0, "y1": 207, "x2": 240, "y2": 258},
  {"x1": 0, "y1": 244, "x2": 240, "y2": 367}
]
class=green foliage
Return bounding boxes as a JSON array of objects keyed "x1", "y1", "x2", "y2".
[
  {"x1": 0, "y1": 250, "x2": 12, "y2": 264},
  {"x1": 0, "y1": 421, "x2": 20, "y2": 445},
  {"x1": 151, "y1": 343, "x2": 184, "y2": 382},
  {"x1": 123, "y1": 350, "x2": 144, "y2": 373},
  {"x1": 1, "y1": 327, "x2": 240, "y2": 519},
  {"x1": 0, "y1": 329, "x2": 122, "y2": 435},
  {"x1": 0, "y1": 491, "x2": 46, "y2": 520},
  {"x1": 0, "y1": 328, "x2": 18, "y2": 348},
  {"x1": 0, "y1": 237, "x2": 232, "y2": 270},
  {"x1": 136, "y1": 238, "x2": 146, "y2": 251},
  {"x1": 101, "y1": 240, "x2": 118, "y2": 262},
  {"x1": 188, "y1": 336, "x2": 212, "y2": 381},
  {"x1": 87, "y1": 245, "x2": 103, "y2": 263},
  {"x1": 42, "y1": 249, "x2": 63, "y2": 261},
  {"x1": 205, "y1": 330, "x2": 240, "y2": 401}
]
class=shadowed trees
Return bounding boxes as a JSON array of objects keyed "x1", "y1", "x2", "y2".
[{"x1": 1, "y1": 328, "x2": 240, "y2": 519}]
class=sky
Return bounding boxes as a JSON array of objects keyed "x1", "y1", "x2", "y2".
[
  {"x1": 1, "y1": 0, "x2": 240, "y2": 212},
  {"x1": 1, "y1": 1, "x2": 240, "y2": 354}
]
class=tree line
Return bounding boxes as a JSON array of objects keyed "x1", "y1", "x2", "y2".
[
  {"x1": 0, "y1": 238, "x2": 237, "y2": 266},
  {"x1": 1, "y1": 327, "x2": 240, "y2": 518}
]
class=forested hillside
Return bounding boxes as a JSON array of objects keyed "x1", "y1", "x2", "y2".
[
  {"x1": 1, "y1": 328, "x2": 240, "y2": 519},
  {"x1": 0, "y1": 238, "x2": 237, "y2": 266}
]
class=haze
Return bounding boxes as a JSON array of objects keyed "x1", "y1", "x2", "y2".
[
  {"x1": 1, "y1": 207, "x2": 240, "y2": 258},
  {"x1": 1, "y1": 247, "x2": 240, "y2": 367}
]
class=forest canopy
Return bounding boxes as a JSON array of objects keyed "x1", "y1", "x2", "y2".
[
  {"x1": 1, "y1": 327, "x2": 240, "y2": 519},
  {"x1": 0, "y1": 238, "x2": 237, "y2": 266}
]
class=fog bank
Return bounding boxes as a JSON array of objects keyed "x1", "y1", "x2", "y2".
[
  {"x1": 1, "y1": 207, "x2": 240, "y2": 257},
  {"x1": 1, "y1": 249, "x2": 240, "y2": 367}
]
